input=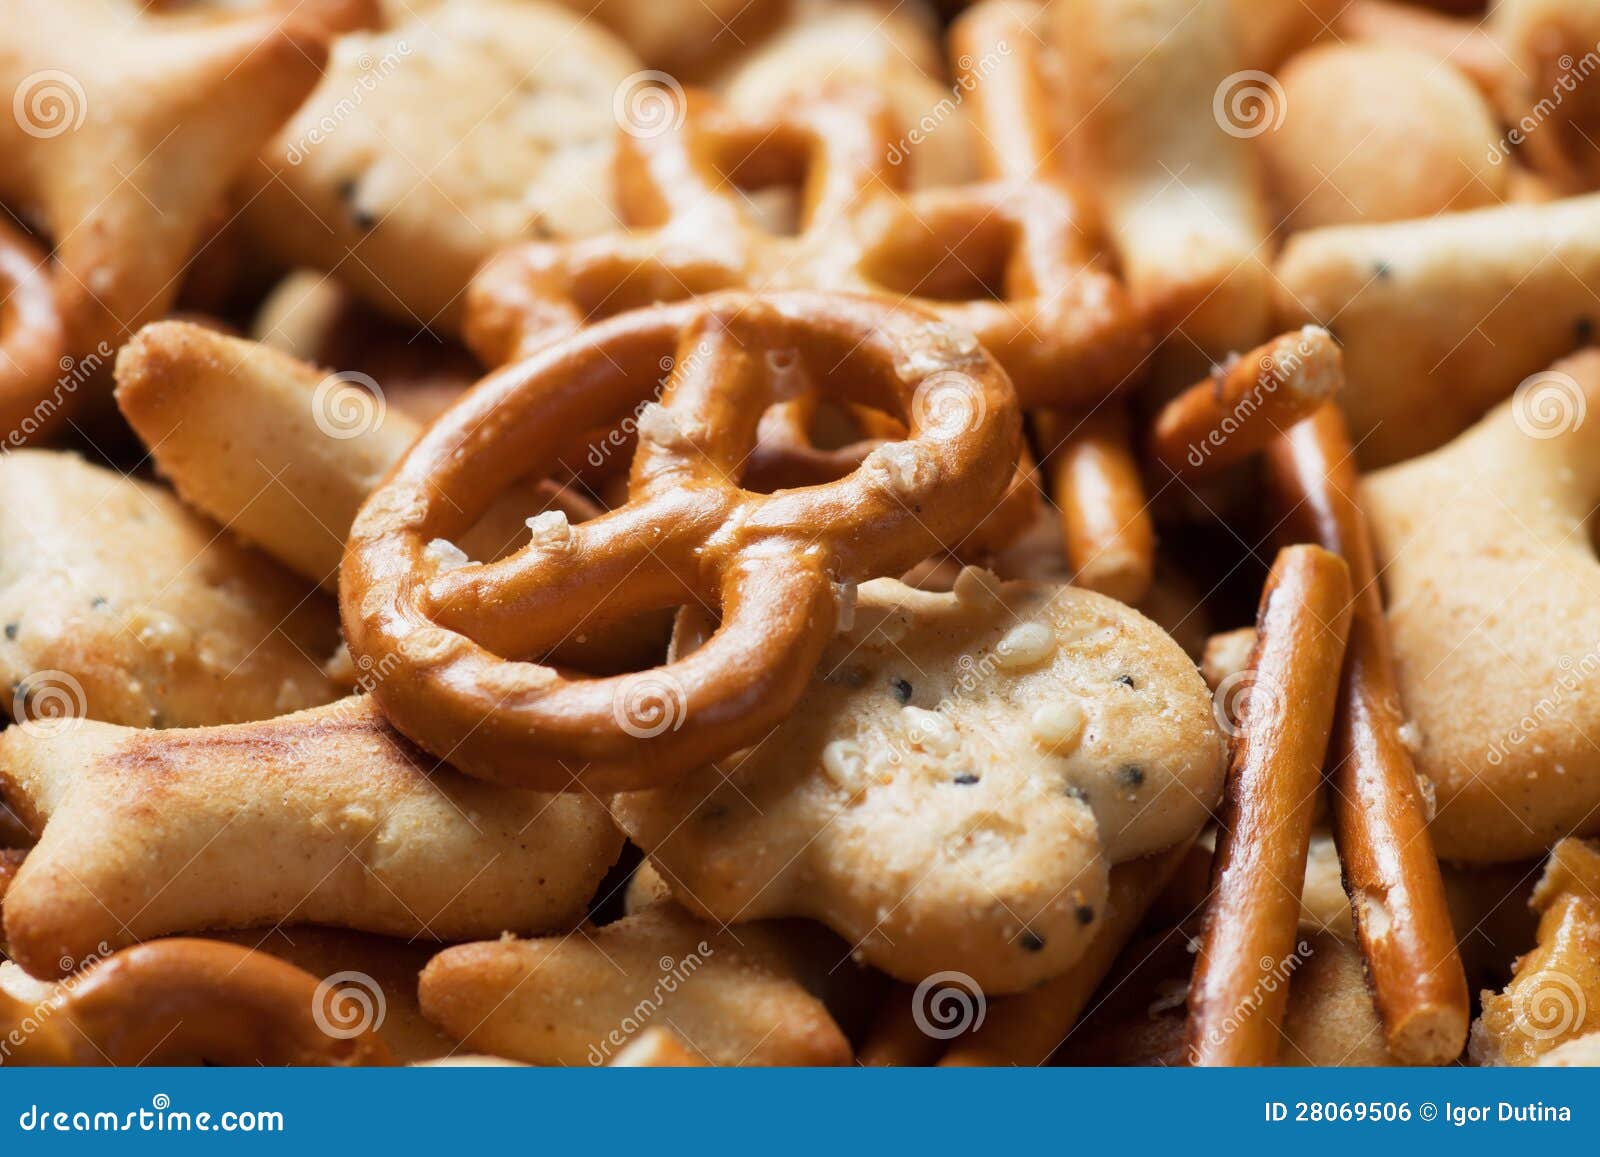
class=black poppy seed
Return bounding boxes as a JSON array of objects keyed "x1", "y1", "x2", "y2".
[
  {"x1": 2, "y1": 623, "x2": 15, "y2": 641},
  {"x1": 952, "y1": 773, "x2": 980, "y2": 785},
  {"x1": 1372, "y1": 260, "x2": 1393, "y2": 281},
  {"x1": 90, "y1": 597, "x2": 108, "y2": 610},
  {"x1": 1118, "y1": 764, "x2": 1146, "y2": 789},
  {"x1": 1018, "y1": 931, "x2": 1045, "y2": 952},
  {"x1": 890, "y1": 677, "x2": 913, "y2": 704},
  {"x1": 1076, "y1": 905, "x2": 1096, "y2": 926},
  {"x1": 1116, "y1": 673, "x2": 1136, "y2": 689},
  {"x1": 1065, "y1": 784, "x2": 1089, "y2": 802}
]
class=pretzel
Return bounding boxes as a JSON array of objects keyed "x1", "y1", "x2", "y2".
[
  {"x1": 0, "y1": 220, "x2": 67, "y2": 440},
  {"x1": 1274, "y1": 193, "x2": 1600, "y2": 466},
  {"x1": 0, "y1": 697, "x2": 621, "y2": 977},
  {"x1": 1362, "y1": 349, "x2": 1600, "y2": 860},
  {"x1": 1149, "y1": 327, "x2": 1341, "y2": 481},
  {"x1": 1187, "y1": 545, "x2": 1353, "y2": 1066},
  {"x1": 1055, "y1": 0, "x2": 1273, "y2": 363},
  {"x1": 341, "y1": 291, "x2": 1021, "y2": 792},
  {"x1": 1264, "y1": 405, "x2": 1468, "y2": 1065},
  {"x1": 1033, "y1": 407, "x2": 1153, "y2": 604},
  {"x1": 465, "y1": 83, "x2": 1147, "y2": 410},
  {"x1": 0, "y1": 0, "x2": 330, "y2": 434},
  {"x1": 1471, "y1": 838, "x2": 1600, "y2": 1066},
  {"x1": 940, "y1": 841, "x2": 1195, "y2": 1067},
  {"x1": 943, "y1": 1, "x2": 1155, "y2": 605},
  {"x1": 115, "y1": 321, "x2": 670, "y2": 675},
  {"x1": 1, "y1": 938, "x2": 391, "y2": 1066}
]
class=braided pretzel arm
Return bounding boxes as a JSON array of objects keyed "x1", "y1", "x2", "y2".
[
  {"x1": 1187, "y1": 545, "x2": 1353, "y2": 1066},
  {"x1": 1264, "y1": 405, "x2": 1469, "y2": 1065},
  {"x1": 4, "y1": 939, "x2": 392, "y2": 1066},
  {"x1": 465, "y1": 88, "x2": 900, "y2": 366},
  {"x1": 342, "y1": 292, "x2": 1020, "y2": 792},
  {"x1": 0, "y1": 220, "x2": 69, "y2": 441}
]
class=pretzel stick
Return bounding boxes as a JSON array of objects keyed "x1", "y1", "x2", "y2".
[
  {"x1": 1264, "y1": 405, "x2": 1469, "y2": 1065},
  {"x1": 1149, "y1": 327, "x2": 1341, "y2": 480},
  {"x1": 1186, "y1": 545, "x2": 1352, "y2": 1066},
  {"x1": 856, "y1": 984, "x2": 946, "y2": 1067},
  {"x1": 1036, "y1": 406, "x2": 1155, "y2": 605},
  {"x1": 939, "y1": 840, "x2": 1193, "y2": 1066}
]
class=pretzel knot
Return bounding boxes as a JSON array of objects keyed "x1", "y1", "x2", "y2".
[
  {"x1": 341, "y1": 291, "x2": 1022, "y2": 792},
  {"x1": 466, "y1": 86, "x2": 1145, "y2": 409}
]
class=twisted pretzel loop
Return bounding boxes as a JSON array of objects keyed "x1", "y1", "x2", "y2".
[
  {"x1": 341, "y1": 291, "x2": 1021, "y2": 792},
  {"x1": 4, "y1": 939, "x2": 391, "y2": 1066},
  {"x1": 466, "y1": 86, "x2": 1145, "y2": 408}
]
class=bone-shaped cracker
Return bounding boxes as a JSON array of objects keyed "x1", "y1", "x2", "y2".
[
  {"x1": 611, "y1": 572, "x2": 1225, "y2": 993},
  {"x1": 0, "y1": 696, "x2": 621, "y2": 978},
  {"x1": 1363, "y1": 349, "x2": 1600, "y2": 861},
  {"x1": 0, "y1": 450, "x2": 339, "y2": 728},
  {"x1": 419, "y1": 903, "x2": 853, "y2": 1067}
]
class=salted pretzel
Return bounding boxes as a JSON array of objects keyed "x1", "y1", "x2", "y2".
[
  {"x1": 1187, "y1": 545, "x2": 1353, "y2": 1066},
  {"x1": 1265, "y1": 405, "x2": 1469, "y2": 1066},
  {"x1": 466, "y1": 83, "x2": 1146, "y2": 410},
  {"x1": 0, "y1": 221, "x2": 65, "y2": 438},
  {"x1": 341, "y1": 291, "x2": 1021, "y2": 792},
  {"x1": 2, "y1": 938, "x2": 391, "y2": 1066}
]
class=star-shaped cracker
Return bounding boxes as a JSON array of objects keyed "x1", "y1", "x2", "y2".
[{"x1": 0, "y1": 0, "x2": 335, "y2": 435}]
